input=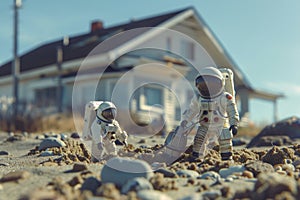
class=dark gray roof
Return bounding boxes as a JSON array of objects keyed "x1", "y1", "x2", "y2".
[{"x1": 0, "y1": 7, "x2": 191, "y2": 77}]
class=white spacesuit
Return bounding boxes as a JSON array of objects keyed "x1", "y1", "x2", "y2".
[
  {"x1": 181, "y1": 67, "x2": 239, "y2": 160},
  {"x1": 83, "y1": 101, "x2": 128, "y2": 161}
]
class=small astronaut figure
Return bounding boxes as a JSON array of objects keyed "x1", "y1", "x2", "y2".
[
  {"x1": 88, "y1": 101, "x2": 128, "y2": 161},
  {"x1": 181, "y1": 67, "x2": 239, "y2": 160}
]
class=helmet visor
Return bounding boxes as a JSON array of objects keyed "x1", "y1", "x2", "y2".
[
  {"x1": 102, "y1": 108, "x2": 117, "y2": 121},
  {"x1": 196, "y1": 75, "x2": 223, "y2": 98}
]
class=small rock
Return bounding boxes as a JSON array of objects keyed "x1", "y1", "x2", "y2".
[
  {"x1": 199, "y1": 171, "x2": 221, "y2": 180},
  {"x1": 219, "y1": 165, "x2": 245, "y2": 178},
  {"x1": 38, "y1": 137, "x2": 66, "y2": 151},
  {"x1": 202, "y1": 190, "x2": 222, "y2": 199},
  {"x1": 101, "y1": 157, "x2": 153, "y2": 187},
  {"x1": 177, "y1": 170, "x2": 199, "y2": 178},
  {"x1": 81, "y1": 177, "x2": 101, "y2": 194},
  {"x1": 0, "y1": 184, "x2": 3, "y2": 190},
  {"x1": 0, "y1": 163, "x2": 9, "y2": 166},
  {"x1": 155, "y1": 168, "x2": 176, "y2": 178},
  {"x1": 60, "y1": 133, "x2": 68, "y2": 141},
  {"x1": 39, "y1": 150, "x2": 54, "y2": 157},
  {"x1": 68, "y1": 175, "x2": 83, "y2": 187},
  {"x1": 244, "y1": 161, "x2": 274, "y2": 177},
  {"x1": 0, "y1": 151, "x2": 9, "y2": 156},
  {"x1": 253, "y1": 172, "x2": 297, "y2": 199},
  {"x1": 137, "y1": 190, "x2": 173, "y2": 200},
  {"x1": 281, "y1": 163, "x2": 295, "y2": 172},
  {"x1": 72, "y1": 163, "x2": 88, "y2": 172},
  {"x1": 242, "y1": 170, "x2": 254, "y2": 179},
  {"x1": 0, "y1": 170, "x2": 30, "y2": 182},
  {"x1": 70, "y1": 132, "x2": 80, "y2": 139},
  {"x1": 21, "y1": 189, "x2": 61, "y2": 200},
  {"x1": 138, "y1": 139, "x2": 146, "y2": 144},
  {"x1": 35, "y1": 135, "x2": 45, "y2": 140},
  {"x1": 8, "y1": 132, "x2": 14, "y2": 137},
  {"x1": 96, "y1": 183, "x2": 120, "y2": 199},
  {"x1": 22, "y1": 131, "x2": 29, "y2": 137},
  {"x1": 121, "y1": 177, "x2": 153, "y2": 194},
  {"x1": 261, "y1": 146, "x2": 294, "y2": 166}
]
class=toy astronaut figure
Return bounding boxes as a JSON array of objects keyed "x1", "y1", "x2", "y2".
[
  {"x1": 181, "y1": 67, "x2": 239, "y2": 161},
  {"x1": 83, "y1": 101, "x2": 128, "y2": 161}
]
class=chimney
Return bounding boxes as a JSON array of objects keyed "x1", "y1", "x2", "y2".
[{"x1": 91, "y1": 20, "x2": 103, "y2": 32}]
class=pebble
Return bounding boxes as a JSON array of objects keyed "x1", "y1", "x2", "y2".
[
  {"x1": 39, "y1": 150, "x2": 54, "y2": 157},
  {"x1": 121, "y1": 177, "x2": 153, "y2": 194},
  {"x1": 22, "y1": 131, "x2": 28, "y2": 137},
  {"x1": 199, "y1": 171, "x2": 221, "y2": 181},
  {"x1": 0, "y1": 151, "x2": 9, "y2": 156},
  {"x1": 137, "y1": 190, "x2": 173, "y2": 200},
  {"x1": 60, "y1": 133, "x2": 68, "y2": 141},
  {"x1": 0, "y1": 170, "x2": 30, "y2": 182},
  {"x1": 202, "y1": 190, "x2": 222, "y2": 199},
  {"x1": 35, "y1": 135, "x2": 45, "y2": 140},
  {"x1": 72, "y1": 163, "x2": 88, "y2": 172},
  {"x1": 244, "y1": 160, "x2": 274, "y2": 177},
  {"x1": 70, "y1": 132, "x2": 80, "y2": 139},
  {"x1": 219, "y1": 165, "x2": 246, "y2": 178},
  {"x1": 176, "y1": 170, "x2": 199, "y2": 178},
  {"x1": 0, "y1": 163, "x2": 9, "y2": 166},
  {"x1": 155, "y1": 168, "x2": 176, "y2": 178},
  {"x1": 101, "y1": 157, "x2": 154, "y2": 187},
  {"x1": 38, "y1": 137, "x2": 66, "y2": 151},
  {"x1": 242, "y1": 170, "x2": 254, "y2": 179},
  {"x1": 81, "y1": 177, "x2": 101, "y2": 194}
]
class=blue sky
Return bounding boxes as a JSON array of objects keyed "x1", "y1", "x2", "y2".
[{"x1": 1, "y1": 0, "x2": 300, "y2": 125}]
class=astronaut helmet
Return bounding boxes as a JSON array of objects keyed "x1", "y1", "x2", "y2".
[
  {"x1": 96, "y1": 101, "x2": 117, "y2": 123},
  {"x1": 195, "y1": 67, "x2": 225, "y2": 98}
]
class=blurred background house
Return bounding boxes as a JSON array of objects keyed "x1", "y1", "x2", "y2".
[{"x1": 0, "y1": 7, "x2": 283, "y2": 132}]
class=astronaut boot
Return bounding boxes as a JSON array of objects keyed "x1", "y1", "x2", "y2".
[{"x1": 220, "y1": 151, "x2": 233, "y2": 161}]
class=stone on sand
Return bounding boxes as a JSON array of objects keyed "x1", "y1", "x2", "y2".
[
  {"x1": 137, "y1": 190, "x2": 173, "y2": 200},
  {"x1": 38, "y1": 137, "x2": 66, "y2": 151},
  {"x1": 121, "y1": 177, "x2": 153, "y2": 194},
  {"x1": 219, "y1": 165, "x2": 246, "y2": 178},
  {"x1": 0, "y1": 170, "x2": 30, "y2": 183},
  {"x1": 101, "y1": 157, "x2": 153, "y2": 187}
]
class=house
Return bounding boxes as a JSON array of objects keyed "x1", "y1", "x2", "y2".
[{"x1": 0, "y1": 7, "x2": 283, "y2": 133}]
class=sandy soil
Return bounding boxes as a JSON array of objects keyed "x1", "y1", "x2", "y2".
[{"x1": 0, "y1": 131, "x2": 300, "y2": 200}]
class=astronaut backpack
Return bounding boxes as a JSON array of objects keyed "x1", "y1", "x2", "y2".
[
  {"x1": 219, "y1": 67, "x2": 236, "y2": 99},
  {"x1": 82, "y1": 101, "x2": 102, "y2": 141}
]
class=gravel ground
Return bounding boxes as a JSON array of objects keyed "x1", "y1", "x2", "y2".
[{"x1": 1, "y1": 131, "x2": 300, "y2": 200}]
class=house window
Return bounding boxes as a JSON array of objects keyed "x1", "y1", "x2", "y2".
[
  {"x1": 144, "y1": 87, "x2": 163, "y2": 106},
  {"x1": 180, "y1": 39, "x2": 195, "y2": 60},
  {"x1": 35, "y1": 87, "x2": 57, "y2": 107}
]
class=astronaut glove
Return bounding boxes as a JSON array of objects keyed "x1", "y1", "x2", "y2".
[
  {"x1": 118, "y1": 131, "x2": 128, "y2": 144},
  {"x1": 229, "y1": 125, "x2": 238, "y2": 136}
]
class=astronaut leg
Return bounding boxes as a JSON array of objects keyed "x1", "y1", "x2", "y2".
[
  {"x1": 91, "y1": 141, "x2": 105, "y2": 162},
  {"x1": 103, "y1": 138, "x2": 117, "y2": 156},
  {"x1": 192, "y1": 126, "x2": 208, "y2": 158},
  {"x1": 219, "y1": 128, "x2": 233, "y2": 160}
]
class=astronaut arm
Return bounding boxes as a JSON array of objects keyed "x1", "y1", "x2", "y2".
[
  {"x1": 114, "y1": 121, "x2": 128, "y2": 144},
  {"x1": 225, "y1": 95, "x2": 239, "y2": 127},
  {"x1": 181, "y1": 96, "x2": 200, "y2": 124}
]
